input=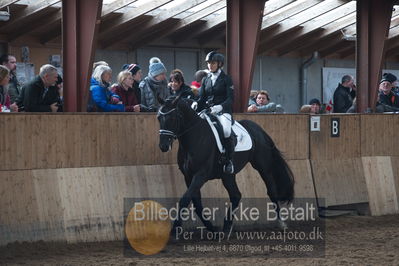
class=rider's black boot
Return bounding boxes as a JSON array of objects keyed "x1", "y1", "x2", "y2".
[{"x1": 223, "y1": 135, "x2": 235, "y2": 174}]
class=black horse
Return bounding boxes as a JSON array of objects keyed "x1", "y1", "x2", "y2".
[{"x1": 157, "y1": 96, "x2": 294, "y2": 232}]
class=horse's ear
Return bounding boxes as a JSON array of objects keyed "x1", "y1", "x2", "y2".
[{"x1": 157, "y1": 94, "x2": 165, "y2": 105}]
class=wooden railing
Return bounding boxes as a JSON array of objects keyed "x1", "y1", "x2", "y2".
[{"x1": 0, "y1": 113, "x2": 398, "y2": 244}]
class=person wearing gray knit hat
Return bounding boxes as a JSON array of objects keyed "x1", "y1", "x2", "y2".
[
  {"x1": 148, "y1": 57, "x2": 167, "y2": 78},
  {"x1": 139, "y1": 57, "x2": 169, "y2": 112}
]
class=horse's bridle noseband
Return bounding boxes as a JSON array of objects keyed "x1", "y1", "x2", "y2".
[{"x1": 158, "y1": 107, "x2": 179, "y2": 139}]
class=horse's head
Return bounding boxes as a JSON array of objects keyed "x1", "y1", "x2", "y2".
[{"x1": 157, "y1": 95, "x2": 189, "y2": 152}]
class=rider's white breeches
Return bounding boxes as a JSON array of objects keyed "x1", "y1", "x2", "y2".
[{"x1": 217, "y1": 113, "x2": 232, "y2": 138}]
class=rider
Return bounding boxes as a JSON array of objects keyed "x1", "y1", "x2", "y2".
[{"x1": 197, "y1": 51, "x2": 235, "y2": 174}]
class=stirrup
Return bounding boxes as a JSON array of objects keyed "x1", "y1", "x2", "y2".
[{"x1": 223, "y1": 160, "x2": 234, "y2": 174}]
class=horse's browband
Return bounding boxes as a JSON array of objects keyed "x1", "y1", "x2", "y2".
[{"x1": 158, "y1": 107, "x2": 176, "y2": 116}]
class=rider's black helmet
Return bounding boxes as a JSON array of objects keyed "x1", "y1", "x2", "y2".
[{"x1": 205, "y1": 51, "x2": 224, "y2": 67}]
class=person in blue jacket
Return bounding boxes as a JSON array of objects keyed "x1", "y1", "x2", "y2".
[{"x1": 88, "y1": 65, "x2": 125, "y2": 112}]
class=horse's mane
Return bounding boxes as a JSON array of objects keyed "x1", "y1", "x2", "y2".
[{"x1": 161, "y1": 96, "x2": 197, "y2": 116}]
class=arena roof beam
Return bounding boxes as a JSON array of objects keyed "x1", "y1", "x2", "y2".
[
  {"x1": 39, "y1": 24, "x2": 62, "y2": 44},
  {"x1": 260, "y1": 1, "x2": 356, "y2": 53},
  {"x1": 175, "y1": 8, "x2": 226, "y2": 43},
  {"x1": 319, "y1": 40, "x2": 352, "y2": 58},
  {"x1": 8, "y1": 9, "x2": 61, "y2": 42},
  {"x1": 101, "y1": 0, "x2": 137, "y2": 19},
  {"x1": 385, "y1": 36, "x2": 399, "y2": 58},
  {"x1": 261, "y1": 0, "x2": 323, "y2": 30},
  {"x1": 62, "y1": 0, "x2": 103, "y2": 112},
  {"x1": 227, "y1": 0, "x2": 266, "y2": 112},
  {"x1": 0, "y1": 0, "x2": 60, "y2": 33},
  {"x1": 198, "y1": 24, "x2": 226, "y2": 46},
  {"x1": 263, "y1": 0, "x2": 296, "y2": 16},
  {"x1": 99, "y1": 0, "x2": 173, "y2": 40},
  {"x1": 0, "y1": 0, "x2": 19, "y2": 9},
  {"x1": 274, "y1": 14, "x2": 356, "y2": 56},
  {"x1": 102, "y1": 0, "x2": 207, "y2": 49},
  {"x1": 155, "y1": 0, "x2": 226, "y2": 43},
  {"x1": 263, "y1": 4, "x2": 399, "y2": 56},
  {"x1": 262, "y1": 0, "x2": 350, "y2": 41},
  {"x1": 338, "y1": 44, "x2": 355, "y2": 59},
  {"x1": 128, "y1": 18, "x2": 179, "y2": 50},
  {"x1": 356, "y1": 0, "x2": 394, "y2": 113},
  {"x1": 296, "y1": 23, "x2": 356, "y2": 56},
  {"x1": 35, "y1": 0, "x2": 140, "y2": 44}
]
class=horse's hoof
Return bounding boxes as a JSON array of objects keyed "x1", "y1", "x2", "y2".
[{"x1": 278, "y1": 220, "x2": 288, "y2": 230}]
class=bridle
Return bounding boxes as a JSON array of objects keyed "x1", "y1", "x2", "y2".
[
  {"x1": 158, "y1": 105, "x2": 201, "y2": 139},
  {"x1": 158, "y1": 107, "x2": 180, "y2": 140}
]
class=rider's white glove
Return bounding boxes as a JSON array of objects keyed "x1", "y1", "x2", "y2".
[{"x1": 210, "y1": 105, "x2": 223, "y2": 114}]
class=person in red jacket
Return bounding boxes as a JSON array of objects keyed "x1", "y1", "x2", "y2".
[{"x1": 111, "y1": 71, "x2": 141, "y2": 112}]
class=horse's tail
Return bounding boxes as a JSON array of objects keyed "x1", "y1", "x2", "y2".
[{"x1": 270, "y1": 145, "x2": 295, "y2": 203}]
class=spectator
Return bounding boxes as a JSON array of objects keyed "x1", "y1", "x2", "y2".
[
  {"x1": 247, "y1": 90, "x2": 284, "y2": 113},
  {"x1": 299, "y1": 98, "x2": 322, "y2": 114},
  {"x1": 0, "y1": 65, "x2": 18, "y2": 112},
  {"x1": 0, "y1": 54, "x2": 20, "y2": 103},
  {"x1": 382, "y1": 72, "x2": 398, "y2": 95},
  {"x1": 19, "y1": 64, "x2": 59, "y2": 112},
  {"x1": 55, "y1": 75, "x2": 63, "y2": 112},
  {"x1": 139, "y1": 57, "x2": 169, "y2": 112},
  {"x1": 123, "y1": 63, "x2": 143, "y2": 108},
  {"x1": 248, "y1": 90, "x2": 258, "y2": 106},
  {"x1": 111, "y1": 71, "x2": 140, "y2": 112},
  {"x1": 169, "y1": 69, "x2": 195, "y2": 99},
  {"x1": 93, "y1": 61, "x2": 108, "y2": 70},
  {"x1": 309, "y1": 98, "x2": 321, "y2": 114},
  {"x1": 376, "y1": 76, "x2": 399, "y2": 113},
  {"x1": 190, "y1": 69, "x2": 208, "y2": 99},
  {"x1": 87, "y1": 65, "x2": 124, "y2": 112},
  {"x1": 333, "y1": 75, "x2": 356, "y2": 113}
]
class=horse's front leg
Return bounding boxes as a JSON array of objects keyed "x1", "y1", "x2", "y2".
[
  {"x1": 221, "y1": 174, "x2": 242, "y2": 234},
  {"x1": 180, "y1": 171, "x2": 215, "y2": 232},
  {"x1": 173, "y1": 172, "x2": 208, "y2": 230}
]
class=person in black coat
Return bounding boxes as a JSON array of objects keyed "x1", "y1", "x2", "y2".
[
  {"x1": 333, "y1": 75, "x2": 356, "y2": 113},
  {"x1": 197, "y1": 51, "x2": 235, "y2": 174},
  {"x1": 17, "y1": 64, "x2": 60, "y2": 112},
  {"x1": 376, "y1": 76, "x2": 399, "y2": 112},
  {"x1": 168, "y1": 69, "x2": 195, "y2": 99}
]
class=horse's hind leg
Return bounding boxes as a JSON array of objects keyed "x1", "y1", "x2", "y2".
[
  {"x1": 221, "y1": 174, "x2": 242, "y2": 233},
  {"x1": 251, "y1": 160, "x2": 287, "y2": 229}
]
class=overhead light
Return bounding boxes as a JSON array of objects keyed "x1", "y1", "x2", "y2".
[{"x1": 0, "y1": 6, "x2": 10, "y2": 22}]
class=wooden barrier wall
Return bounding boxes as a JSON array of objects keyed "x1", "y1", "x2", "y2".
[{"x1": 0, "y1": 113, "x2": 398, "y2": 245}]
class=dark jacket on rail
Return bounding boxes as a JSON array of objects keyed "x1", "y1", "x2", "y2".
[
  {"x1": 376, "y1": 90, "x2": 399, "y2": 112},
  {"x1": 19, "y1": 75, "x2": 59, "y2": 112},
  {"x1": 333, "y1": 83, "x2": 356, "y2": 113},
  {"x1": 170, "y1": 84, "x2": 195, "y2": 99}
]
